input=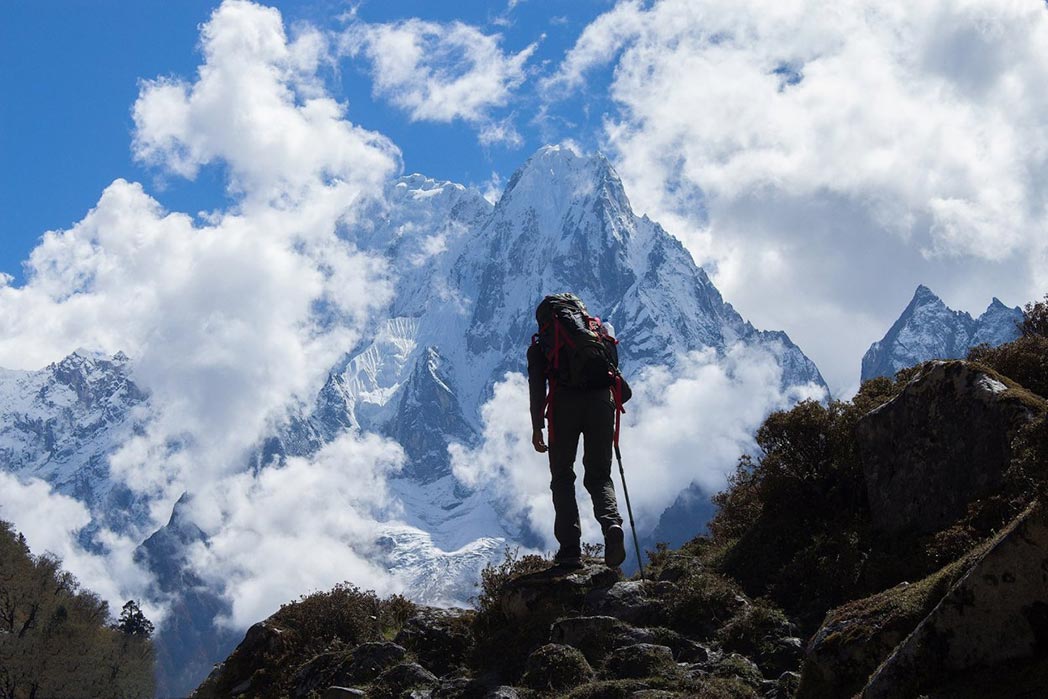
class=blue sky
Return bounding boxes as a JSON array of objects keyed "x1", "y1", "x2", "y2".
[
  {"x1": 3, "y1": 0, "x2": 1047, "y2": 393},
  {"x1": 1, "y1": 0, "x2": 615, "y2": 284}
]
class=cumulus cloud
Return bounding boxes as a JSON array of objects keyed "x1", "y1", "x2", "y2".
[
  {"x1": 341, "y1": 19, "x2": 537, "y2": 143},
  {"x1": 0, "y1": 0, "x2": 399, "y2": 509},
  {"x1": 550, "y1": 0, "x2": 1048, "y2": 394},
  {"x1": 0, "y1": 0, "x2": 408, "y2": 623},
  {"x1": 451, "y1": 345, "x2": 822, "y2": 548},
  {"x1": 0, "y1": 473, "x2": 161, "y2": 622},
  {"x1": 188, "y1": 433, "x2": 407, "y2": 628}
]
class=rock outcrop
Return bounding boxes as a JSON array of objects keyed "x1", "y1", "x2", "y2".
[
  {"x1": 863, "y1": 499, "x2": 1048, "y2": 697},
  {"x1": 193, "y1": 561, "x2": 802, "y2": 698},
  {"x1": 857, "y1": 360, "x2": 1044, "y2": 534}
]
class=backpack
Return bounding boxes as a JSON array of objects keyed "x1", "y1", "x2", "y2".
[{"x1": 532, "y1": 293, "x2": 624, "y2": 391}]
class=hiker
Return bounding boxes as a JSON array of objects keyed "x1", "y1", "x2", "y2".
[{"x1": 528, "y1": 293, "x2": 633, "y2": 570}]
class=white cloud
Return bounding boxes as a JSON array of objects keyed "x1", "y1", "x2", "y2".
[
  {"x1": 553, "y1": 0, "x2": 1048, "y2": 394},
  {"x1": 0, "y1": 0, "x2": 406, "y2": 625},
  {"x1": 187, "y1": 432, "x2": 407, "y2": 628},
  {"x1": 0, "y1": 473, "x2": 161, "y2": 623},
  {"x1": 0, "y1": 0, "x2": 399, "y2": 507},
  {"x1": 342, "y1": 18, "x2": 537, "y2": 142},
  {"x1": 451, "y1": 345, "x2": 821, "y2": 548}
]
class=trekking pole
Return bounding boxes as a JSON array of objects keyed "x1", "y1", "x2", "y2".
[{"x1": 614, "y1": 443, "x2": 646, "y2": 582}]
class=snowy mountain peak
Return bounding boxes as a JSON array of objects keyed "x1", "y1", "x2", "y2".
[
  {"x1": 861, "y1": 285, "x2": 1023, "y2": 381},
  {"x1": 910, "y1": 284, "x2": 941, "y2": 304},
  {"x1": 495, "y1": 145, "x2": 631, "y2": 237}
]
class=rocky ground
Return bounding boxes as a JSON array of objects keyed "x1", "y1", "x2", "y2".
[
  {"x1": 192, "y1": 555, "x2": 804, "y2": 699},
  {"x1": 193, "y1": 346, "x2": 1048, "y2": 699}
]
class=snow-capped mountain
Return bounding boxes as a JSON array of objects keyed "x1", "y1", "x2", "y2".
[
  {"x1": 0, "y1": 350, "x2": 151, "y2": 543},
  {"x1": 861, "y1": 285, "x2": 1023, "y2": 382},
  {"x1": 0, "y1": 145, "x2": 828, "y2": 697}
]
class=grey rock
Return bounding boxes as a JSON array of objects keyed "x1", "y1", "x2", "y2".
[
  {"x1": 863, "y1": 500, "x2": 1048, "y2": 698},
  {"x1": 500, "y1": 564, "x2": 621, "y2": 623},
  {"x1": 857, "y1": 360, "x2": 1043, "y2": 534},
  {"x1": 520, "y1": 643, "x2": 594, "y2": 692},
  {"x1": 585, "y1": 580, "x2": 673, "y2": 625},
  {"x1": 322, "y1": 688, "x2": 365, "y2": 699},
  {"x1": 603, "y1": 643, "x2": 677, "y2": 680},
  {"x1": 345, "y1": 642, "x2": 408, "y2": 683},
  {"x1": 624, "y1": 627, "x2": 712, "y2": 664},
  {"x1": 550, "y1": 615, "x2": 636, "y2": 664},
  {"x1": 484, "y1": 688, "x2": 520, "y2": 699},
  {"x1": 395, "y1": 607, "x2": 472, "y2": 676},
  {"x1": 710, "y1": 653, "x2": 763, "y2": 689},
  {"x1": 375, "y1": 662, "x2": 439, "y2": 696},
  {"x1": 756, "y1": 636, "x2": 804, "y2": 677}
]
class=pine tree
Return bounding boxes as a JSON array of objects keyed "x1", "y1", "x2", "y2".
[{"x1": 115, "y1": 600, "x2": 155, "y2": 638}]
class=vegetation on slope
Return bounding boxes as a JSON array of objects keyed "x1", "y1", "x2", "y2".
[{"x1": 0, "y1": 520, "x2": 155, "y2": 699}]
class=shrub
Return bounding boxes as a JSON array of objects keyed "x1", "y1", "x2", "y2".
[
  {"x1": 273, "y1": 584, "x2": 416, "y2": 660},
  {"x1": 470, "y1": 548, "x2": 552, "y2": 680},
  {"x1": 472, "y1": 547, "x2": 549, "y2": 617},
  {"x1": 665, "y1": 570, "x2": 746, "y2": 638},
  {"x1": 1020, "y1": 293, "x2": 1048, "y2": 338},
  {"x1": 968, "y1": 335, "x2": 1048, "y2": 398},
  {"x1": 0, "y1": 521, "x2": 155, "y2": 699},
  {"x1": 716, "y1": 598, "x2": 792, "y2": 659}
]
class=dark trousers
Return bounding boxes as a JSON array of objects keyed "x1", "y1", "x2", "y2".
[{"x1": 548, "y1": 387, "x2": 623, "y2": 558}]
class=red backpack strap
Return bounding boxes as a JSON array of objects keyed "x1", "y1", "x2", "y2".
[{"x1": 611, "y1": 373, "x2": 626, "y2": 448}]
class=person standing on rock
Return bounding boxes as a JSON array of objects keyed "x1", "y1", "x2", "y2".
[{"x1": 528, "y1": 293, "x2": 632, "y2": 570}]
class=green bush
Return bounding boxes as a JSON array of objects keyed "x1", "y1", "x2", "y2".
[
  {"x1": 1020, "y1": 293, "x2": 1048, "y2": 338},
  {"x1": 968, "y1": 335, "x2": 1048, "y2": 399},
  {"x1": 0, "y1": 520, "x2": 155, "y2": 699},
  {"x1": 665, "y1": 570, "x2": 746, "y2": 638},
  {"x1": 716, "y1": 598, "x2": 792, "y2": 659},
  {"x1": 470, "y1": 548, "x2": 552, "y2": 680},
  {"x1": 273, "y1": 583, "x2": 415, "y2": 655},
  {"x1": 706, "y1": 369, "x2": 936, "y2": 628}
]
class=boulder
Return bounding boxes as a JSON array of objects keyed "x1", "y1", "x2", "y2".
[
  {"x1": 756, "y1": 636, "x2": 804, "y2": 678},
  {"x1": 374, "y1": 662, "x2": 439, "y2": 697},
  {"x1": 862, "y1": 499, "x2": 1048, "y2": 697},
  {"x1": 192, "y1": 620, "x2": 294, "y2": 697},
  {"x1": 857, "y1": 361, "x2": 1044, "y2": 535},
  {"x1": 291, "y1": 642, "x2": 406, "y2": 697},
  {"x1": 499, "y1": 563, "x2": 620, "y2": 622},
  {"x1": 798, "y1": 571, "x2": 964, "y2": 699},
  {"x1": 709, "y1": 653, "x2": 763, "y2": 689},
  {"x1": 290, "y1": 651, "x2": 348, "y2": 698},
  {"x1": 549, "y1": 615, "x2": 710, "y2": 668},
  {"x1": 602, "y1": 643, "x2": 677, "y2": 680},
  {"x1": 344, "y1": 642, "x2": 409, "y2": 683},
  {"x1": 584, "y1": 580, "x2": 673, "y2": 625},
  {"x1": 321, "y1": 688, "x2": 365, "y2": 699},
  {"x1": 395, "y1": 607, "x2": 473, "y2": 677},
  {"x1": 520, "y1": 643, "x2": 594, "y2": 692},
  {"x1": 626, "y1": 627, "x2": 712, "y2": 664},
  {"x1": 550, "y1": 616, "x2": 635, "y2": 664}
]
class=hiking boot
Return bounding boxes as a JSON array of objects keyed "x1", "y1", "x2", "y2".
[
  {"x1": 553, "y1": 549, "x2": 583, "y2": 570},
  {"x1": 604, "y1": 525, "x2": 626, "y2": 567}
]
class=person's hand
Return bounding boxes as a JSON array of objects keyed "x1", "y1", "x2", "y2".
[{"x1": 532, "y1": 428, "x2": 548, "y2": 453}]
